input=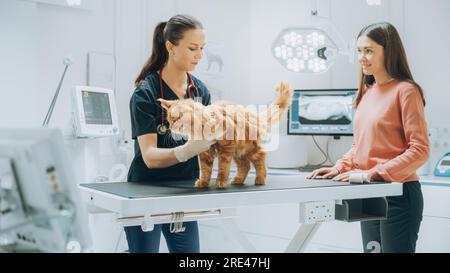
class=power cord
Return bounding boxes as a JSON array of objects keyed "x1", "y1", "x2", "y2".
[
  {"x1": 312, "y1": 135, "x2": 329, "y2": 166},
  {"x1": 298, "y1": 136, "x2": 334, "y2": 172},
  {"x1": 326, "y1": 136, "x2": 336, "y2": 165}
]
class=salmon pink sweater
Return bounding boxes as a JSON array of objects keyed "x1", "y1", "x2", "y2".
[{"x1": 335, "y1": 80, "x2": 430, "y2": 182}]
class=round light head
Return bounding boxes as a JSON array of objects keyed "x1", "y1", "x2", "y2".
[{"x1": 272, "y1": 28, "x2": 338, "y2": 73}]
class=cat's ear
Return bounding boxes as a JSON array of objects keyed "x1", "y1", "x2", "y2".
[{"x1": 158, "y1": 99, "x2": 175, "y2": 110}]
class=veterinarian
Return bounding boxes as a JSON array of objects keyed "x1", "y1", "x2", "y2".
[
  {"x1": 308, "y1": 22, "x2": 429, "y2": 253},
  {"x1": 125, "y1": 14, "x2": 214, "y2": 253}
]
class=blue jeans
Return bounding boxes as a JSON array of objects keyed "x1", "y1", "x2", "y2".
[{"x1": 124, "y1": 221, "x2": 200, "y2": 253}]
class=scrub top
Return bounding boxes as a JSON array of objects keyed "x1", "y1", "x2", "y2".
[{"x1": 128, "y1": 71, "x2": 211, "y2": 182}]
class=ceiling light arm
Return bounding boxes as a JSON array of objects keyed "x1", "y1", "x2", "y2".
[{"x1": 309, "y1": 0, "x2": 355, "y2": 63}]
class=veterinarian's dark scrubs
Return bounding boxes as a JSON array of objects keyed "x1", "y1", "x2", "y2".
[{"x1": 125, "y1": 71, "x2": 211, "y2": 253}]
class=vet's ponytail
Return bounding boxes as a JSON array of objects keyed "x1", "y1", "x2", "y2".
[
  {"x1": 135, "y1": 15, "x2": 203, "y2": 86},
  {"x1": 135, "y1": 22, "x2": 168, "y2": 86}
]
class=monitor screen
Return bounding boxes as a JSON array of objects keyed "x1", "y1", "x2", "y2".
[
  {"x1": 82, "y1": 91, "x2": 112, "y2": 125},
  {"x1": 288, "y1": 89, "x2": 358, "y2": 136},
  {"x1": 441, "y1": 160, "x2": 450, "y2": 166}
]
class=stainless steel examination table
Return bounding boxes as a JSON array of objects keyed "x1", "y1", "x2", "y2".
[{"x1": 79, "y1": 172, "x2": 402, "y2": 252}]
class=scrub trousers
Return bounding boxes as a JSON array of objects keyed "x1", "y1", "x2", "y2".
[
  {"x1": 361, "y1": 181, "x2": 423, "y2": 253},
  {"x1": 124, "y1": 221, "x2": 200, "y2": 253}
]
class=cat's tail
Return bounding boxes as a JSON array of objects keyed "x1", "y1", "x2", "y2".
[{"x1": 259, "y1": 81, "x2": 293, "y2": 127}]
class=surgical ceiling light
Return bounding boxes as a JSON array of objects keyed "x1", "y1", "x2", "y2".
[
  {"x1": 272, "y1": 0, "x2": 353, "y2": 74},
  {"x1": 272, "y1": 28, "x2": 338, "y2": 73}
]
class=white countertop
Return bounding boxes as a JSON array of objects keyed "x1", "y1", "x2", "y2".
[{"x1": 419, "y1": 175, "x2": 450, "y2": 185}]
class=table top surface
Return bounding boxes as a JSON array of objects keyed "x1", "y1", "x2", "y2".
[{"x1": 80, "y1": 174, "x2": 387, "y2": 199}]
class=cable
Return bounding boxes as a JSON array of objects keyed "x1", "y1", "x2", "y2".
[
  {"x1": 298, "y1": 136, "x2": 332, "y2": 172},
  {"x1": 325, "y1": 136, "x2": 336, "y2": 165},
  {"x1": 312, "y1": 135, "x2": 328, "y2": 165}
]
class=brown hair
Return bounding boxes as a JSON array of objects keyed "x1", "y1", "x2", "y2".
[
  {"x1": 135, "y1": 14, "x2": 203, "y2": 86},
  {"x1": 354, "y1": 22, "x2": 425, "y2": 108}
]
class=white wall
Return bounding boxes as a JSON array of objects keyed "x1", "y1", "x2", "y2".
[
  {"x1": 0, "y1": 0, "x2": 115, "y2": 129},
  {"x1": 0, "y1": 0, "x2": 39, "y2": 127},
  {"x1": 1, "y1": 0, "x2": 450, "y2": 253},
  {"x1": 173, "y1": 0, "x2": 252, "y2": 104},
  {"x1": 404, "y1": 0, "x2": 450, "y2": 127},
  {"x1": 401, "y1": 0, "x2": 450, "y2": 170},
  {"x1": 115, "y1": 0, "x2": 179, "y2": 139}
]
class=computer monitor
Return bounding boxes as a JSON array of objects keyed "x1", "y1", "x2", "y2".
[
  {"x1": 0, "y1": 128, "x2": 91, "y2": 252},
  {"x1": 72, "y1": 86, "x2": 119, "y2": 138},
  {"x1": 288, "y1": 89, "x2": 358, "y2": 136}
]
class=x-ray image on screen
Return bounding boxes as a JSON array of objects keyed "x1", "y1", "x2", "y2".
[
  {"x1": 288, "y1": 89, "x2": 357, "y2": 136},
  {"x1": 298, "y1": 95, "x2": 353, "y2": 125}
]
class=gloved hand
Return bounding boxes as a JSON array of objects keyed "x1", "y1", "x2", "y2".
[{"x1": 174, "y1": 139, "x2": 216, "y2": 163}]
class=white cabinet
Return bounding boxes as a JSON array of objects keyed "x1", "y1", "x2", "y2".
[
  {"x1": 416, "y1": 216, "x2": 450, "y2": 253},
  {"x1": 421, "y1": 181, "x2": 450, "y2": 218},
  {"x1": 416, "y1": 179, "x2": 450, "y2": 253}
]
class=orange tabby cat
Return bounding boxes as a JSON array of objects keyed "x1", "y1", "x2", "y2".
[{"x1": 159, "y1": 82, "x2": 293, "y2": 188}]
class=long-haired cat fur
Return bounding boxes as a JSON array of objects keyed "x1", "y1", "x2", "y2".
[{"x1": 159, "y1": 82, "x2": 293, "y2": 188}]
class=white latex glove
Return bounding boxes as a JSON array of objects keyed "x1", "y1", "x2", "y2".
[{"x1": 174, "y1": 139, "x2": 216, "y2": 163}]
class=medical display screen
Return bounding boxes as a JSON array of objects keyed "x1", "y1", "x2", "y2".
[
  {"x1": 82, "y1": 91, "x2": 113, "y2": 125},
  {"x1": 288, "y1": 89, "x2": 357, "y2": 136},
  {"x1": 441, "y1": 160, "x2": 450, "y2": 166}
]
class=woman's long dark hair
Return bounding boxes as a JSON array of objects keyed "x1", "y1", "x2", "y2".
[
  {"x1": 135, "y1": 14, "x2": 203, "y2": 86},
  {"x1": 355, "y1": 22, "x2": 425, "y2": 108}
]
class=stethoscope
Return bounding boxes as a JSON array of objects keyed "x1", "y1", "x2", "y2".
[{"x1": 157, "y1": 69, "x2": 200, "y2": 135}]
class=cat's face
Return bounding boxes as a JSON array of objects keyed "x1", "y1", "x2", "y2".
[{"x1": 159, "y1": 99, "x2": 205, "y2": 139}]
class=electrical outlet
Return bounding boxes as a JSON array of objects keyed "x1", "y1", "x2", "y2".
[{"x1": 299, "y1": 201, "x2": 335, "y2": 224}]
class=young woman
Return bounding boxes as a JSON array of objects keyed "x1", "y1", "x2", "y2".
[
  {"x1": 125, "y1": 14, "x2": 214, "y2": 253},
  {"x1": 308, "y1": 22, "x2": 429, "y2": 253}
]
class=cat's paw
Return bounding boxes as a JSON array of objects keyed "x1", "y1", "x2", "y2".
[
  {"x1": 231, "y1": 176, "x2": 245, "y2": 185},
  {"x1": 195, "y1": 179, "x2": 210, "y2": 188},
  {"x1": 215, "y1": 180, "x2": 228, "y2": 189},
  {"x1": 254, "y1": 177, "x2": 266, "y2": 186}
]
